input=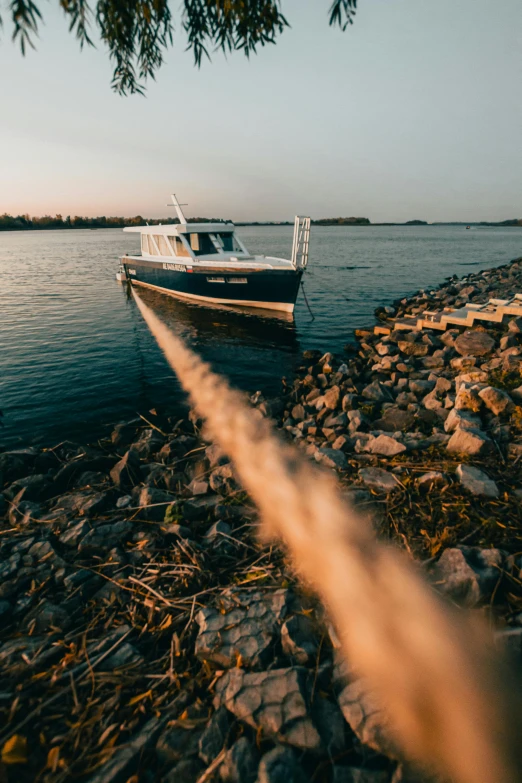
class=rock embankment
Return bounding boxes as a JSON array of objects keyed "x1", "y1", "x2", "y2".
[{"x1": 1, "y1": 257, "x2": 522, "y2": 783}]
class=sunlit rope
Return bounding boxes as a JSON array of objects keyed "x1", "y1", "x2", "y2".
[{"x1": 133, "y1": 288, "x2": 521, "y2": 783}]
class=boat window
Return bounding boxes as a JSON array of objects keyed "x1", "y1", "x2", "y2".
[
  {"x1": 141, "y1": 234, "x2": 150, "y2": 255},
  {"x1": 154, "y1": 235, "x2": 171, "y2": 256},
  {"x1": 188, "y1": 233, "x2": 218, "y2": 256},
  {"x1": 169, "y1": 236, "x2": 191, "y2": 258},
  {"x1": 216, "y1": 232, "x2": 243, "y2": 253}
]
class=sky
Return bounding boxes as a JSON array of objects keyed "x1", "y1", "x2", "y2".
[{"x1": 0, "y1": 0, "x2": 521, "y2": 223}]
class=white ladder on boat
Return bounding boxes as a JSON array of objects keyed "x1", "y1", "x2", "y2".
[{"x1": 291, "y1": 216, "x2": 311, "y2": 269}]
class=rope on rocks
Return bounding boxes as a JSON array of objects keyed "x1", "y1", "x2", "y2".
[{"x1": 133, "y1": 289, "x2": 521, "y2": 783}]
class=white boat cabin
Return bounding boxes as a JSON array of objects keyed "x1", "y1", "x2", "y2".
[{"x1": 123, "y1": 194, "x2": 310, "y2": 271}]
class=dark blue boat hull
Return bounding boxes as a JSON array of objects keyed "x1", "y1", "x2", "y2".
[{"x1": 122, "y1": 258, "x2": 302, "y2": 313}]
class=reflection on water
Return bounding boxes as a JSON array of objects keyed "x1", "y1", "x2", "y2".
[
  {"x1": 133, "y1": 286, "x2": 298, "y2": 349},
  {"x1": 0, "y1": 225, "x2": 520, "y2": 447}
]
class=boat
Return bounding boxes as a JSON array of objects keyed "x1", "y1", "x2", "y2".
[
  {"x1": 466, "y1": 225, "x2": 471, "y2": 229},
  {"x1": 117, "y1": 195, "x2": 310, "y2": 313}
]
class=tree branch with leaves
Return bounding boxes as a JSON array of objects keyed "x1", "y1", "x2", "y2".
[{"x1": 2, "y1": 0, "x2": 358, "y2": 94}]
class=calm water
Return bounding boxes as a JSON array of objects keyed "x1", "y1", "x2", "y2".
[{"x1": 1, "y1": 226, "x2": 521, "y2": 447}]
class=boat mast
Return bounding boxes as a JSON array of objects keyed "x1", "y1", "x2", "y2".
[{"x1": 167, "y1": 194, "x2": 188, "y2": 225}]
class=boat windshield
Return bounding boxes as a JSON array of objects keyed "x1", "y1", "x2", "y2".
[{"x1": 187, "y1": 232, "x2": 244, "y2": 256}]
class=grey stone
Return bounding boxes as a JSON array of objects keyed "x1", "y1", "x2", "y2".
[
  {"x1": 23, "y1": 601, "x2": 71, "y2": 632},
  {"x1": 456, "y1": 464, "x2": 499, "y2": 498},
  {"x1": 281, "y1": 614, "x2": 318, "y2": 665},
  {"x1": 478, "y1": 386, "x2": 514, "y2": 416},
  {"x1": 183, "y1": 495, "x2": 220, "y2": 520},
  {"x1": 132, "y1": 428, "x2": 165, "y2": 457},
  {"x1": 348, "y1": 410, "x2": 368, "y2": 434},
  {"x1": 417, "y1": 471, "x2": 448, "y2": 492},
  {"x1": 63, "y1": 569, "x2": 104, "y2": 596},
  {"x1": 315, "y1": 448, "x2": 348, "y2": 470},
  {"x1": 199, "y1": 706, "x2": 231, "y2": 765},
  {"x1": 5, "y1": 474, "x2": 53, "y2": 502},
  {"x1": 431, "y1": 546, "x2": 503, "y2": 607},
  {"x1": 256, "y1": 746, "x2": 306, "y2": 783},
  {"x1": 78, "y1": 520, "x2": 132, "y2": 553},
  {"x1": 109, "y1": 449, "x2": 140, "y2": 490},
  {"x1": 454, "y1": 330, "x2": 495, "y2": 357},
  {"x1": 361, "y1": 381, "x2": 392, "y2": 403},
  {"x1": 359, "y1": 468, "x2": 401, "y2": 494},
  {"x1": 337, "y1": 678, "x2": 397, "y2": 757},
  {"x1": 59, "y1": 519, "x2": 91, "y2": 547},
  {"x1": 443, "y1": 409, "x2": 481, "y2": 433},
  {"x1": 366, "y1": 434, "x2": 406, "y2": 457},
  {"x1": 409, "y1": 379, "x2": 435, "y2": 395},
  {"x1": 204, "y1": 520, "x2": 232, "y2": 547},
  {"x1": 324, "y1": 385, "x2": 341, "y2": 410},
  {"x1": 373, "y1": 408, "x2": 415, "y2": 432},
  {"x1": 195, "y1": 588, "x2": 290, "y2": 668},
  {"x1": 398, "y1": 341, "x2": 428, "y2": 357},
  {"x1": 215, "y1": 667, "x2": 321, "y2": 751},
  {"x1": 446, "y1": 428, "x2": 492, "y2": 456},
  {"x1": 138, "y1": 486, "x2": 173, "y2": 520},
  {"x1": 220, "y1": 737, "x2": 258, "y2": 783},
  {"x1": 156, "y1": 722, "x2": 202, "y2": 765},
  {"x1": 454, "y1": 386, "x2": 482, "y2": 412}
]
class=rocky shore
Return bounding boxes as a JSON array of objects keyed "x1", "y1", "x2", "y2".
[{"x1": 1, "y1": 256, "x2": 522, "y2": 783}]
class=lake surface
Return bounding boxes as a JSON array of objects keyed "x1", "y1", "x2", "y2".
[{"x1": 1, "y1": 226, "x2": 521, "y2": 447}]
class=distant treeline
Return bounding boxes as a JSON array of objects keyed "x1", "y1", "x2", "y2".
[
  {"x1": 1, "y1": 213, "x2": 521, "y2": 231},
  {"x1": 0, "y1": 214, "x2": 230, "y2": 231}
]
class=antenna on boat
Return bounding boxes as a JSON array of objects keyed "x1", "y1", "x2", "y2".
[{"x1": 166, "y1": 193, "x2": 188, "y2": 225}]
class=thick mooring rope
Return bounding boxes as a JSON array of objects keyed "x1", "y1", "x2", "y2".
[{"x1": 133, "y1": 290, "x2": 521, "y2": 783}]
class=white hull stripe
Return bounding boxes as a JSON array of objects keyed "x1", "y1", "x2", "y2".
[{"x1": 131, "y1": 279, "x2": 296, "y2": 313}]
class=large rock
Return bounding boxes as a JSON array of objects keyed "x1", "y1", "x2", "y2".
[
  {"x1": 138, "y1": 486, "x2": 173, "y2": 521},
  {"x1": 443, "y1": 409, "x2": 481, "y2": 433},
  {"x1": 446, "y1": 428, "x2": 492, "y2": 456},
  {"x1": 324, "y1": 385, "x2": 341, "y2": 410},
  {"x1": 256, "y1": 746, "x2": 306, "y2": 783},
  {"x1": 478, "y1": 386, "x2": 514, "y2": 416},
  {"x1": 361, "y1": 381, "x2": 392, "y2": 403},
  {"x1": 431, "y1": 546, "x2": 503, "y2": 607},
  {"x1": 366, "y1": 434, "x2": 406, "y2": 457},
  {"x1": 199, "y1": 706, "x2": 230, "y2": 764},
  {"x1": 195, "y1": 588, "x2": 290, "y2": 668},
  {"x1": 417, "y1": 471, "x2": 448, "y2": 493},
  {"x1": 220, "y1": 737, "x2": 258, "y2": 783},
  {"x1": 456, "y1": 464, "x2": 499, "y2": 498},
  {"x1": 454, "y1": 386, "x2": 482, "y2": 412},
  {"x1": 315, "y1": 448, "x2": 348, "y2": 470},
  {"x1": 372, "y1": 408, "x2": 415, "y2": 432},
  {"x1": 359, "y1": 468, "x2": 401, "y2": 494},
  {"x1": 398, "y1": 341, "x2": 428, "y2": 357},
  {"x1": 454, "y1": 330, "x2": 495, "y2": 357},
  {"x1": 337, "y1": 678, "x2": 397, "y2": 758},
  {"x1": 214, "y1": 667, "x2": 322, "y2": 751},
  {"x1": 78, "y1": 520, "x2": 132, "y2": 553}
]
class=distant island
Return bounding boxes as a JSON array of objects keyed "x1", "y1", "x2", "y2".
[{"x1": 0, "y1": 213, "x2": 521, "y2": 231}]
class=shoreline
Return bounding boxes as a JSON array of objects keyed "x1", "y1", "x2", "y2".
[{"x1": 2, "y1": 256, "x2": 522, "y2": 781}]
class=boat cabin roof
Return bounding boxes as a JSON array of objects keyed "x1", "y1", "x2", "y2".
[{"x1": 123, "y1": 222, "x2": 235, "y2": 236}]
